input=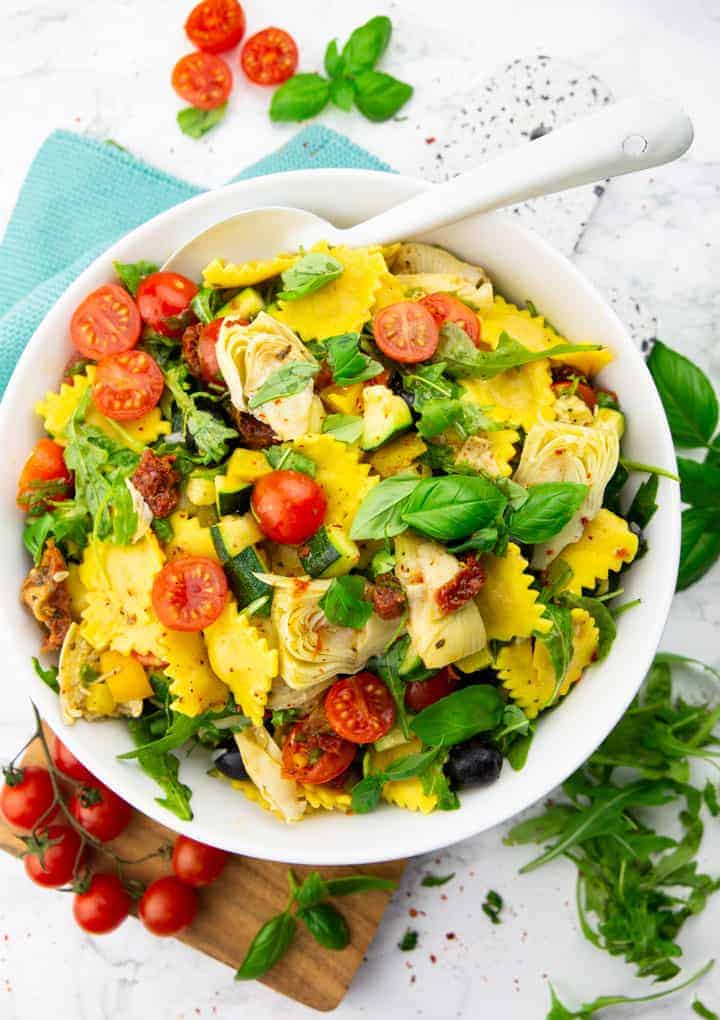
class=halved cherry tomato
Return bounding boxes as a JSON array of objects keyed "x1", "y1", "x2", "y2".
[
  {"x1": 92, "y1": 349, "x2": 164, "y2": 421},
  {"x1": 251, "y1": 470, "x2": 327, "y2": 545},
  {"x1": 325, "y1": 672, "x2": 396, "y2": 744},
  {"x1": 373, "y1": 301, "x2": 440, "y2": 364},
  {"x1": 552, "y1": 379, "x2": 597, "y2": 410},
  {"x1": 24, "y1": 825, "x2": 83, "y2": 887},
  {"x1": 404, "y1": 666, "x2": 459, "y2": 714},
  {"x1": 17, "y1": 438, "x2": 72, "y2": 510},
  {"x1": 73, "y1": 873, "x2": 131, "y2": 934},
  {"x1": 69, "y1": 783, "x2": 132, "y2": 842},
  {"x1": 197, "y1": 317, "x2": 225, "y2": 384},
  {"x1": 185, "y1": 0, "x2": 245, "y2": 53},
  {"x1": 70, "y1": 284, "x2": 141, "y2": 360},
  {"x1": 240, "y1": 28, "x2": 298, "y2": 85},
  {"x1": 282, "y1": 719, "x2": 355, "y2": 784},
  {"x1": 172, "y1": 51, "x2": 232, "y2": 110},
  {"x1": 139, "y1": 876, "x2": 198, "y2": 936},
  {"x1": 152, "y1": 555, "x2": 228, "y2": 632},
  {"x1": 51, "y1": 736, "x2": 96, "y2": 784},
  {"x1": 136, "y1": 271, "x2": 198, "y2": 338},
  {"x1": 420, "y1": 292, "x2": 481, "y2": 346},
  {"x1": 1, "y1": 765, "x2": 55, "y2": 831},
  {"x1": 172, "y1": 835, "x2": 227, "y2": 887}
]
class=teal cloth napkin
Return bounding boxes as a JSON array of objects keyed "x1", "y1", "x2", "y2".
[{"x1": 0, "y1": 125, "x2": 391, "y2": 397}]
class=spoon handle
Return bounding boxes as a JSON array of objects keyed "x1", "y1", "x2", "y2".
[{"x1": 339, "y1": 98, "x2": 693, "y2": 248}]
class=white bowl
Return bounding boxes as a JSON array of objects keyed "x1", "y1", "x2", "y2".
[{"x1": 0, "y1": 170, "x2": 680, "y2": 864}]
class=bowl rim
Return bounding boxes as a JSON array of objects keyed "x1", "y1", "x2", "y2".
[{"x1": 0, "y1": 167, "x2": 680, "y2": 864}]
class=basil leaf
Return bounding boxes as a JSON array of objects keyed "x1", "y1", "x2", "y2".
[
  {"x1": 152, "y1": 516, "x2": 174, "y2": 543},
  {"x1": 235, "y1": 911, "x2": 297, "y2": 980},
  {"x1": 324, "y1": 39, "x2": 343, "y2": 77},
  {"x1": 535, "y1": 604, "x2": 574, "y2": 700},
  {"x1": 293, "y1": 870, "x2": 326, "y2": 909},
  {"x1": 319, "y1": 575, "x2": 373, "y2": 629},
  {"x1": 507, "y1": 730, "x2": 535, "y2": 771},
  {"x1": 354, "y1": 70, "x2": 413, "y2": 122},
  {"x1": 164, "y1": 363, "x2": 237, "y2": 464},
  {"x1": 647, "y1": 340, "x2": 718, "y2": 448},
  {"x1": 415, "y1": 398, "x2": 469, "y2": 439},
  {"x1": 323, "y1": 875, "x2": 397, "y2": 895},
  {"x1": 627, "y1": 473, "x2": 659, "y2": 529},
  {"x1": 603, "y1": 462, "x2": 629, "y2": 516},
  {"x1": 247, "y1": 361, "x2": 319, "y2": 409},
  {"x1": 264, "y1": 445, "x2": 317, "y2": 477},
  {"x1": 678, "y1": 507, "x2": 720, "y2": 590},
  {"x1": 402, "y1": 364, "x2": 459, "y2": 409},
  {"x1": 325, "y1": 333, "x2": 383, "y2": 386},
  {"x1": 447, "y1": 526, "x2": 500, "y2": 556},
  {"x1": 32, "y1": 657, "x2": 59, "y2": 692},
  {"x1": 177, "y1": 103, "x2": 227, "y2": 139},
  {"x1": 298, "y1": 902, "x2": 350, "y2": 950},
  {"x1": 678, "y1": 458, "x2": 720, "y2": 509},
  {"x1": 349, "y1": 474, "x2": 421, "y2": 540},
  {"x1": 368, "y1": 635, "x2": 413, "y2": 739},
  {"x1": 341, "y1": 15, "x2": 392, "y2": 74},
  {"x1": 351, "y1": 775, "x2": 383, "y2": 814},
  {"x1": 322, "y1": 413, "x2": 364, "y2": 444},
  {"x1": 277, "y1": 253, "x2": 344, "y2": 302},
  {"x1": 382, "y1": 747, "x2": 440, "y2": 780},
  {"x1": 330, "y1": 76, "x2": 355, "y2": 112},
  {"x1": 410, "y1": 686, "x2": 504, "y2": 748},
  {"x1": 270, "y1": 74, "x2": 330, "y2": 123},
  {"x1": 559, "y1": 594, "x2": 617, "y2": 662},
  {"x1": 401, "y1": 474, "x2": 507, "y2": 541},
  {"x1": 437, "y1": 324, "x2": 602, "y2": 380},
  {"x1": 509, "y1": 482, "x2": 588, "y2": 543},
  {"x1": 113, "y1": 260, "x2": 158, "y2": 297}
]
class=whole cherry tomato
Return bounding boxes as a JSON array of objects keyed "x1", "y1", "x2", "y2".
[
  {"x1": 404, "y1": 666, "x2": 460, "y2": 714},
  {"x1": 69, "y1": 783, "x2": 132, "y2": 842},
  {"x1": 197, "y1": 317, "x2": 226, "y2": 385},
  {"x1": 251, "y1": 470, "x2": 327, "y2": 544},
  {"x1": 24, "y1": 824, "x2": 83, "y2": 887},
  {"x1": 51, "y1": 737, "x2": 96, "y2": 784},
  {"x1": 1, "y1": 765, "x2": 55, "y2": 831},
  {"x1": 73, "y1": 873, "x2": 131, "y2": 934},
  {"x1": 172, "y1": 835, "x2": 228, "y2": 887},
  {"x1": 325, "y1": 672, "x2": 396, "y2": 744},
  {"x1": 136, "y1": 271, "x2": 198, "y2": 337},
  {"x1": 139, "y1": 876, "x2": 198, "y2": 936}
]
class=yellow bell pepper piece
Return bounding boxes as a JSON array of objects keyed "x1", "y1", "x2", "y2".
[
  {"x1": 320, "y1": 383, "x2": 364, "y2": 416},
  {"x1": 101, "y1": 650, "x2": 153, "y2": 703},
  {"x1": 85, "y1": 681, "x2": 116, "y2": 716},
  {"x1": 226, "y1": 448, "x2": 273, "y2": 483}
]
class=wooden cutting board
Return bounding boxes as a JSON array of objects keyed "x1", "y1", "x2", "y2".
[{"x1": 0, "y1": 728, "x2": 405, "y2": 1012}]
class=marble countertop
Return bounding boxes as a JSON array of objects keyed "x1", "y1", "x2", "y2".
[{"x1": 2, "y1": 0, "x2": 720, "y2": 1017}]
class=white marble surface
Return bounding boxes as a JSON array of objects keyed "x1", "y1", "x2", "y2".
[{"x1": 2, "y1": 0, "x2": 720, "y2": 1017}]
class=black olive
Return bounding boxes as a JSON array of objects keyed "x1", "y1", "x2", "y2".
[
  {"x1": 444, "y1": 738, "x2": 502, "y2": 789},
  {"x1": 213, "y1": 748, "x2": 248, "y2": 781}
]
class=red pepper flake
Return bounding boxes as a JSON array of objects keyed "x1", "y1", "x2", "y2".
[
  {"x1": 616, "y1": 547, "x2": 629, "y2": 557},
  {"x1": 425, "y1": 136, "x2": 436, "y2": 144},
  {"x1": 440, "y1": 894, "x2": 448, "y2": 901},
  {"x1": 409, "y1": 907, "x2": 418, "y2": 918},
  {"x1": 411, "y1": 975, "x2": 416, "y2": 984},
  {"x1": 430, "y1": 953, "x2": 437, "y2": 964},
  {"x1": 445, "y1": 932, "x2": 456, "y2": 940}
]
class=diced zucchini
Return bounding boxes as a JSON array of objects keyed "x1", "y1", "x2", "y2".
[
  {"x1": 596, "y1": 407, "x2": 625, "y2": 438},
  {"x1": 320, "y1": 382, "x2": 364, "y2": 416},
  {"x1": 210, "y1": 515, "x2": 263, "y2": 559},
  {"x1": 455, "y1": 648, "x2": 492, "y2": 673},
  {"x1": 367, "y1": 432, "x2": 428, "y2": 478},
  {"x1": 361, "y1": 385, "x2": 412, "y2": 451},
  {"x1": 226, "y1": 448, "x2": 272, "y2": 484},
  {"x1": 186, "y1": 477, "x2": 216, "y2": 507},
  {"x1": 214, "y1": 540, "x2": 273, "y2": 616},
  {"x1": 214, "y1": 475, "x2": 252, "y2": 516},
  {"x1": 399, "y1": 642, "x2": 423, "y2": 677},
  {"x1": 217, "y1": 287, "x2": 264, "y2": 320},
  {"x1": 374, "y1": 726, "x2": 408, "y2": 753},
  {"x1": 297, "y1": 525, "x2": 360, "y2": 578}
]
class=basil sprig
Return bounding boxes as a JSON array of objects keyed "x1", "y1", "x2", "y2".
[
  {"x1": 319, "y1": 575, "x2": 373, "y2": 629},
  {"x1": 436, "y1": 324, "x2": 602, "y2": 380},
  {"x1": 247, "y1": 361, "x2": 319, "y2": 409},
  {"x1": 277, "y1": 252, "x2": 344, "y2": 301},
  {"x1": 177, "y1": 103, "x2": 227, "y2": 139}
]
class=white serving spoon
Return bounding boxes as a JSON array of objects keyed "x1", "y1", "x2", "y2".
[{"x1": 163, "y1": 98, "x2": 693, "y2": 278}]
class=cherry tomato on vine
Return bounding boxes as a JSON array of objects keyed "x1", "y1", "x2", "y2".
[
  {"x1": 1, "y1": 765, "x2": 55, "y2": 831},
  {"x1": 136, "y1": 271, "x2": 198, "y2": 337},
  {"x1": 172, "y1": 835, "x2": 227, "y2": 887},
  {"x1": 281, "y1": 718, "x2": 355, "y2": 785},
  {"x1": 92, "y1": 349, "x2": 164, "y2": 421},
  {"x1": 69, "y1": 783, "x2": 132, "y2": 842},
  {"x1": 404, "y1": 666, "x2": 459, "y2": 714},
  {"x1": 373, "y1": 301, "x2": 440, "y2": 363},
  {"x1": 325, "y1": 672, "x2": 396, "y2": 744},
  {"x1": 70, "y1": 284, "x2": 141, "y2": 360},
  {"x1": 51, "y1": 737, "x2": 96, "y2": 784},
  {"x1": 24, "y1": 824, "x2": 83, "y2": 887},
  {"x1": 139, "y1": 876, "x2": 198, "y2": 936},
  {"x1": 152, "y1": 556, "x2": 228, "y2": 632},
  {"x1": 171, "y1": 52, "x2": 233, "y2": 111},
  {"x1": 240, "y1": 28, "x2": 298, "y2": 86},
  {"x1": 185, "y1": 0, "x2": 245, "y2": 53},
  {"x1": 251, "y1": 470, "x2": 327, "y2": 545},
  {"x1": 16, "y1": 439, "x2": 72, "y2": 511},
  {"x1": 420, "y1": 292, "x2": 481, "y2": 346},
  {"x1": 73, "y1": 873, "x2": 131, "y2": 934}
]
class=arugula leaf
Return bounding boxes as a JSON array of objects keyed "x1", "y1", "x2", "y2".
[
  {"x1": 277, "y1": 253, "x2": 344, "y2": 302},
  {"x1": 152, "y1": 517, "x2": 174, "y2": 543},
  {"x1": 401, "y1": 474, "x2": 507, "y2": 541},
  {"x1": 31, "y1": 657, "x2": 59, "y2": 692},
  {"x1": 297, "y1": 902, "x2": 350, "y2": 950},
  {"x1": 177, "y1": 103, "x2": 227, "y2": 139},
  {"x1": 351, "y1": 746, "x2": 441, "y2": 813},
  {"x1": 421, "y1": 872, "x2": 455, "y2": 887},
  {"x1": 341, "y1": 15, "x2": 392, "y2": 74},
  {"x1": 323, "y1": 874, "x2": 397, "y2": 896},
  {"x1": 350, "y1": 774, "x2": 384, "y2": 813},
  {"x1": 420, "y1": 755, "x2": 460, "y2": 811},
  {"x1": 190, "y1": 285, "x2": 230, "y2": 325},
  {"x1": 322, "y1": 413, "x2": 364, "y2": 444},
  {"x1": 163, "y1": 363, "x2": 237, "y2": 464},
  {"x1": 325, "y1": 332, "x2": 383, "y2": 386},
  {"x1": 113, "y1": 260, "x2": 158, "y2": 297},
  {"x1": 368, "y1": 635, "x2": 414, "y2": 739},
  {"x1": 236, "y1": 911, "x2": 297, "y2": 980},
  {"x1": 559, "y1": 594, "x2": 617, "y2": 662},
  {"x1": 693, "y1": 999, "x2": 720, "y2": 1019},
  {"x1": 119, "y1": 711, "x2": 204, "y2": 759},
  {"x1": 248, "y1": 361, "x2": 318, "y2": 409},
  {"x1": 270, "y1": 73, "x2": 331, "y2": 122},
  {"x1": 401, "y1": 363, "x2": 459, "y2": 408},
  {"x1": 349, "y1": 474, "x2": 421, "y2": 540},
  {"x1": 509, "y1": 482, "x2": 588, "y2": 543},
  {"x1": 679, "y1": 457, "x2": 720, "y2": 509},
  {"x1": 126, "y1": 717, "x2": 193, "y2": 821},
  {"x1": 354, "y1": 70, "x2": 413, "y2": 122},
  {"x1": 415, "y1": 397, "x2": 500, "y2": 440},
  {"x1": 626, "y1": 473, "x2": 659, "y2": 529},
  {"x1": 648, "y1": 340, "x2": 719, "y2": 448},
  {"x1": 603, "y1": 462, "x2": 629, "y2": 516},
  {"x1": 410, "y1": 686, "x2": 504, "y2": 748},
  {"x1": 270, "y1": 708, "x2": 302, "y2": 730},
  {"x1": 399, "y1": 929, "x2": 419, "y2": 951},
  {"x1": 436, "y1": 324, "x2": 602, "y2": 380},
  {"x1": 23, "y1": 502, "x2": 91, "y2": 563},
  {"x1": 535, "y1": 604, "x2": 574, "y2": 700},
  {"x1": 319, "y1": 575, "x2": 372, "y2": 629},
  {"x1": 679, "y1": 507, "x2": 720, "y2": 590},
  {"x1": 264, "y1": 444, "x2": 317, "y2": 477}
]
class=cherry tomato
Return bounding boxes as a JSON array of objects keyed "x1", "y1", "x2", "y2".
[
  {"x1": 185, "y1": 0, "x2": 245, "y2": 53},
  {"x1": 172, "y1": 835, "x2": 227, "y2": 887},
  {"x1": 240, "y1": 28, "x2": 298, "y2": 86},
  {"x1": 325, "y1": 672, "x2": 396, "y2": 744},
  {"x1": 69, "y1": 783, "x2": 132, "y2": 842},
  {"x1": 251, "y1": 470, "x2": 327, "y2": 545},
  {"x1": 17, "y1": 439, "x2": 72, "y2": 510},
  {"x1": 552, "y1": 379, "x2": 597, "y2": 410},
  {"x1": 373, "y1": 301, "x2": 440, "y2": 364},
  {"x1": 171, "y1": 52, "x2": 232, "y2": 111},
  {"x1": 1, "y1": 765, "x2": 55, "y2": 831},
  {"x1": 73, "y1": 873, "x2": 131, "y2": 934},
  {"x1": 152, "y1": 555, "x2": 228, "y2": 632},
  {"x1": 404, "y1": 666, "x2": 459, "y2": 714},
  {"x1": 70, "y1": 284, "x2": 141, "y2": 360},
  {"x1": 93, "y1": 349, "x2": 164, "y2": 421},
  {"x1": 51, "y1": 736, "x2": 96, "y2": 784},
  {"x1": 420, "y1": 292, "x2": 481, "y2": 346},
  {"x1": 24, "y1": 825, "x2": 83, "y2": 887},
  {"x1": 281, "y1": 719, "x2": 355, "y2": 785},
  {"x1": 139, "y1": 876, "x2": 198, "y2": 936},
  {"x1": 136, "y1": 271, "x2": 199, "y2": 337},
  {"x1": 197, "y1": 317, "x2": 226, "y2": 385}
]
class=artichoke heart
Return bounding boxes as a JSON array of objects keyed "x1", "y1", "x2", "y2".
[
  {"x1": 394, "y1": 533, "x2": 487, "y2": 669},
  {"x1": 514, "y1": 420, "x2": 620, "y2": 568},
  {"x1": 388, "y1": 242, "x2": 493, "y2": 308},
  {"x1": 234, "y1": 728, "x2": 306, "y2": 823},
  {"x1": 59, "y1": 622, "x2": 143, "y2": 725}
]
